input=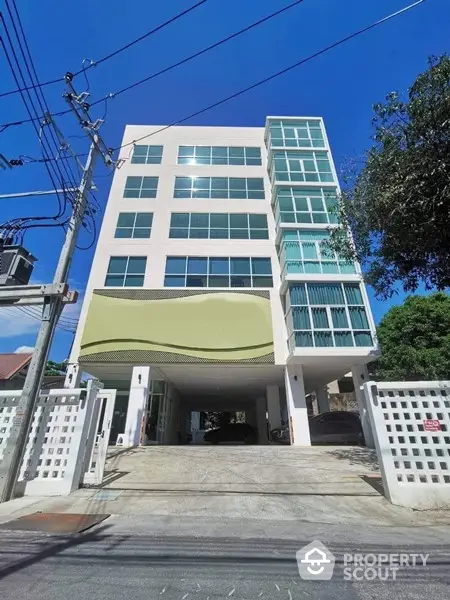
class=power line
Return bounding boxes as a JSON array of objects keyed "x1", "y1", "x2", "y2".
[
  {"x1": 115, "y1": 0, "x2": 427, "y2": 153},
  {"x1": 89, "y1": 0, "x2": 306, "y2": 107},
  {"x1": 0, "y1": 0, "x2": 209, "y2": 100},
  {"x1": 0, "y1": 0, "x2": 305, "y2": 130}
]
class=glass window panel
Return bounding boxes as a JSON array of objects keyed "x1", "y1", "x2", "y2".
[
  {"x1": 208, "y1": 275, "x2": 229, "y2": 287},
  {"x1": 339, "y1": 261, "x2": 357, "y2": 274},
  {"x1": 177, "y1": 157, "x2": 191, "y2": 165},
  {"x1": 247, "y1": 178, "x2": 264, "y2": 191},
  {"x1": 169, "y1": 228, "x2": 188, "y2": 239},
  {"x1": 194, "y1": 177, "x2": 210, "y2": 190},
  {"x1": 230, "y1": 229, "x2": 248, "y2": 239},
  {"x1": 124, "y1": 275, "x2": 144, "y2": 287},
  {"x1": 142, "y1": 177, "x2": 158, "y2": 188},
  {"x1": 312, "y1": 213, "x2": 328, "y2": 223},
  {"x1": 190, "y1": 213, "x2": 209, "y2": 227},
  {"x1": 310, "y1": 197, "x2": 324, "y2": 211},
  {"x1": 164, "y1": 276, "x2": 185, "y2": 287},
  {"x1": 230, "y1": 214, "x2": 248, "y2": 228},
  {"x1": 321, "y1": 262, "x2": 339, "y2": 274},
  {"x1": 229, "y1": 190, "x2": 246, "y2": 199},
  {"x1": 193, "y1": 189, "x2": 210, "y2": 199},
  {"x1": 296, "y1": 213, "x2": 312, "y2": 223},
  {"x1": 245, "y1": 147, "x2": 261, "y2": 158},
  {"x1": 286, "y1": 261, "x2": 303, "y2": 274},
  {"x1": 231, "y1": 258, "x2": 250, "y2": 274},
  {"x1": 171, "y1": 213, "x2": 190, "y2": 227},
  {"x1": 229, "y1": 147, "x2": 245, "y2": 158},
  {"x1": 349, "y1": 307, "x2": 369, "y2": 329},
  {"x1": 231, "y1": 276, "x2": 251, "y2": 288},
  {"x1": 229, "y1": 178, "x2": 245, "y2": 190},
  {"x1": 125, "y1": 176, "x2": 142, "y2": 189},
  {"x1": 304, "y1": 173, "x2": 319, "y2": 182},
  {"x1": 190, "y1": 228, "x2": 208, "y2": 239},
  {"x1": 195, "y1": 157, "x2": 210, "y2": 166},
  {"x1": 331, "y1": 307, "x2": 348, "y2": 328},
  {"x1": 127, "y1": 257, "x2": 146, "y2": 274},
  {"x1": 147, "y1": 145, "x2": 162, "y2": 157},
  {"x1": 123, "y1": 189, "x2": 140, "y2": 199},
  {"x1": 210, "y1": 228, "x2": 228, "y2": 239},
  {"x1": 196, "y1": 147, "x2": 211, "y2": 158},
  {"x1": 133, "y1": 228, "x2": 151, "y2": 239},
  {"x1": 312, "y1": 307, "x2": 329, "y2": 328},
  {"x1": 210, "y1": 257, "x2": 229, "y2": 275},
  {"x1": 213, "y1": 177, "x2": 228, "y2": 190},
  {"x1": 133, "y1": 145, "x2": 148, "y2": 156},
  {"x1": 321, "y1": 173, "x2": 335, "y2": 182},
  {"x1": 248, "y1": 214, "x2": 267, "y2": 228},
  {"x1": 248, "y1": 190, "x2": 265, "y2": 199},
  {"x1": 179, "y1": 146, "x2": 194, "y2": 157},
  {"x1": 249, "y1": 229, "x2": 268, "y2": 240},
  {"x1": 294, "y1": 196, "x2": 308, "y2": 211},
  {"x1": 302, "y1": 242, "x2": 317, "y2": 259},
  {"x1": 108, "y1": 257, "x2": 127, "y2": 273},
  {"x1": 210, "y1": 213, "x2": 228, "y2": 228},
  {"x1": 304, "y1": 262, "x2": 321, "y2": 274},
  {"x1": 175, "y1": 177, "x2": 192, "y2": 189},
  {"x1": 344, "y1": 283, "x2": 363, "y2": 304},
  {"x1": 230, "y1": 157, "x2": 245, "y2": 166},
  {"x1": 187, "y1": 257, "x2": 208, "y2": 274},
  {"x1": 139, "y1": 188, "x2": 157, "y2": 199},
  {"x1": 334, "y1": 332, "x2": 353, "y2": 347},
  {"x1": 105, "y1": 275, "x2": 124, "y2": 286},
  {"x1": 117, "y1": 213, "x2": 136, "y2": 228},
  {"x1": 115, "y1": 228, "x2": 133, "y2": 238},
  {"x1": 354, "y1": 332, "x2": 373, "y2": 347},
  {"x1": 292, "y1": 307, "x2": 310, "y2": 329},
  {"x1": 289, "y1": 284, "x2": 307, "y2": 305},
  {"x1": 295, "y1": 331, "x2": 313, "y2": 347},
  {"x1": 186, "y1": 275, "x2": 207, "y2": 287},
  {"x1": 135, "y1": 213, "x2": 152, "y2": 227},
  {"x1": 251, "y1": 258, "x2": 272, "y2": 275},
  {"x1": 252, "y1": 276, "x2": 273, "y2": 288},
  {"x1": 307, "y1": 283, "x2": 344, "y2": 305},
  {"x1": 166, "y1": 257, "x2": 186, "y2": 274},
  {"x1": 212, "y1": 146, "x2": 227, "y2": 157},
  {"x1": 314, "y1": 332, "x2": 333, "y2": 347},
  {"x1": 174, "y1": 190, "x2": 191, "y2": 198},
  {"x1": 317, "y1": 160, "x2": 331, "y2": 172},
  {"x1": 280, "y1": 212, "x2": 296, "y2": 223},
  {"x1": 278, "y1": 197, "x2": 293, "y2": 211}
]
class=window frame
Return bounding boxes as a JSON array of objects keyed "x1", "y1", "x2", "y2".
[
  {"x1": 275, "y1": 187, "x2": 339, "y2": 225},
  {"x1": 164, "y1": 256, "x2": 273, "y2": 288},
  {"x1": 114, "y1": 212, "x2": 153, "y2": 239},
  {"x1": 177, "y1": 146, "x2": 262, "y2": 166},
  {"x1": 169, "y1": 212, "x2": 269, "y2": 240},
  {"x1": 286, "y1": 283, "x2": 373, "y2": 348},
  {"x1": 268, "y1": 120, "x2": 325, "y2": 149},
  {"x1": 123, "y1": 176, "x2": 159, "y2": 199},
  {"x1": 173, "y1": 177, "x2": 265, "y2": 200},
  {"x1": 104, "y1": 256, "x2": 147, "y2": 287},
  {"x1": 130, "y1": 145, "x2": 163, "y2": 164},
  {"x1": 270, "y1": 150, "x2": 334, "y2": 184}
]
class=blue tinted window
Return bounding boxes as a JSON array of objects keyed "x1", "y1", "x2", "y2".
[{"x1": 105, "y1": 256, "x2": 146, "y2": 287}]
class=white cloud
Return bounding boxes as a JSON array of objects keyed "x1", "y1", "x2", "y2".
[
  {"x1": 15, "y1": 345, "x2": 35, "y2": 353},
  {"x1": 0, "y1": 307, "x2": 40, "y2": 338}
]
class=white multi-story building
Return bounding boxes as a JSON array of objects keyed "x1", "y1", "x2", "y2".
[{"x1": 68, "y1": 117, "x2": 377, "y2": 446}]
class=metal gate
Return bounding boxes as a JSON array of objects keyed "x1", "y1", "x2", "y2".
[{"x1": 82, "y1": 389, "x2": 116, "y2": 486}]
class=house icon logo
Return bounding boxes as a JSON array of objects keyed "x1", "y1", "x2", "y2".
[{"x1": 296, "y1": 540, "x2": 335, "y2": 580}]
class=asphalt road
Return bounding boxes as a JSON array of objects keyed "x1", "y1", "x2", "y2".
[{"x1": 1, "y1": 527, "x2": 449, "y2": 600}]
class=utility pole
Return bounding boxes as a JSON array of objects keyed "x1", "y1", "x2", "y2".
[
  {"x1": 0, "y1": 140, "x2": 98, "y2": 502},
  {"x1": 0, "y1": 74, "x2": 115, "y2": 502}
]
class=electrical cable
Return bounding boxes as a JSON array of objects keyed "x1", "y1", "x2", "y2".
[
  {"x1": 0, "y1": 0, "x2": 305, "y2": 129},
  {"x1": 114, "y1": 0, "x2": 428, "y2": 152},
  {"x1": 0, "y1": 0, "x2": 209, "y2": 100}
]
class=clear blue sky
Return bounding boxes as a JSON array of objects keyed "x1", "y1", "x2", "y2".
[{"x1": 0, "y1": 0, "x2": 448, "y2": 359}]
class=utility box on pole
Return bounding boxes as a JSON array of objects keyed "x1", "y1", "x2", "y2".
[{"x1": 0, "y1": 244, "x2": 36, "y2": 286}]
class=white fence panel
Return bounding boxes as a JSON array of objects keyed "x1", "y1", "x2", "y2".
[
  {"x1": 362, "y1": 380, "x2": 450, "y2": 509},
  {"x1": 0, "y1": 380, "x2": 102, "y2": 496},
  {"x1": 83, "y1": 389, "x2": 116, "y2": 485}
]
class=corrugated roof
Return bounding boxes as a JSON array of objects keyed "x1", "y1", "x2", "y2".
[{"x1": 0, "y1": 353, "x2": 32, "y2": 380}]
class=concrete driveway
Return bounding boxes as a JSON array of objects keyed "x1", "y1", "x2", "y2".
[{"x1": 103, "y1": 445, "x2": 380, "y2": 495}]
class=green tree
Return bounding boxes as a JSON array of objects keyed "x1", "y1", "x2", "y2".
[
  {"x1": 329, "y1": 56, "x2": 450, "y2": 298},
  {"x1": 372, "y1": 292, "x2": 450, "y2": 381},
  {"x1": 44, "y1": 360, "x2": 67, "y2": 376}
]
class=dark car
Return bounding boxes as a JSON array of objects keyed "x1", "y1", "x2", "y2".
[
  {"x1": 204, "y1": 423, "x2": 258, "y2": 445},
  {"x1": 309, "y1": 411, "x2": 364, "y2": 445}
]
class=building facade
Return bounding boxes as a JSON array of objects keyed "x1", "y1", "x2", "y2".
[{"x1": 67, "y1": 118, "x2": 377, "y2": 446}]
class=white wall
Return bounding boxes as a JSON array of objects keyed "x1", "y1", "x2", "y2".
[{"x1": 70, "y1": 124, "x2": 288, "y2": 366}]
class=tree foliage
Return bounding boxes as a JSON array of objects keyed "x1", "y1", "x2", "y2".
[
  {"x1": 329, "y1": 56, "x2": 450, "y2": 298},
  {"x1": 372, "y1": 292, "x2": 450, "y2": 381},
  {"x1": 44, "y1": 360, "x2": 67, "y2": 376}
]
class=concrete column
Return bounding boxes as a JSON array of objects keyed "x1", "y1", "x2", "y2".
[
  {"x1": 315, "y1": 385, "x2": 330, "y2": 413},
  {"x1": 352, "y1": 365, "x2": 375, "y2": 448},
  {"x1": 124, "y1": 366, "x2": 150, "y2": 447},
  {"x1": 64, "y1": 362, "x2": 81, "y2": 388},
  {"x1": 266, "y1": 384, "x2": 281, "y2": 430},
  {"x1": 256, "y1": 397, "x2": 268, "y2": 444},
  {"x1": 284, "y1": 365, "x2": 311, "y2": 446}
]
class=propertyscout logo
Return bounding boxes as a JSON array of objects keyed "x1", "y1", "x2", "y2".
[{"x1": 296, "y1": 541, "x2": 429, "y2": 582}]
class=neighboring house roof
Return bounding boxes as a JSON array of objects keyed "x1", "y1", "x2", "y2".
[{"x1": 0, "y1": 353, "x2": 32, "y2": 380}]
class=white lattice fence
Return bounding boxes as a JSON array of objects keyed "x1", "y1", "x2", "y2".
[
  {"x1": 0, "y1": 380, "x2": 101, "y2": 496},
  {"x1": 362, "y1": 380, "x2": 450, "y2": 509}
]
